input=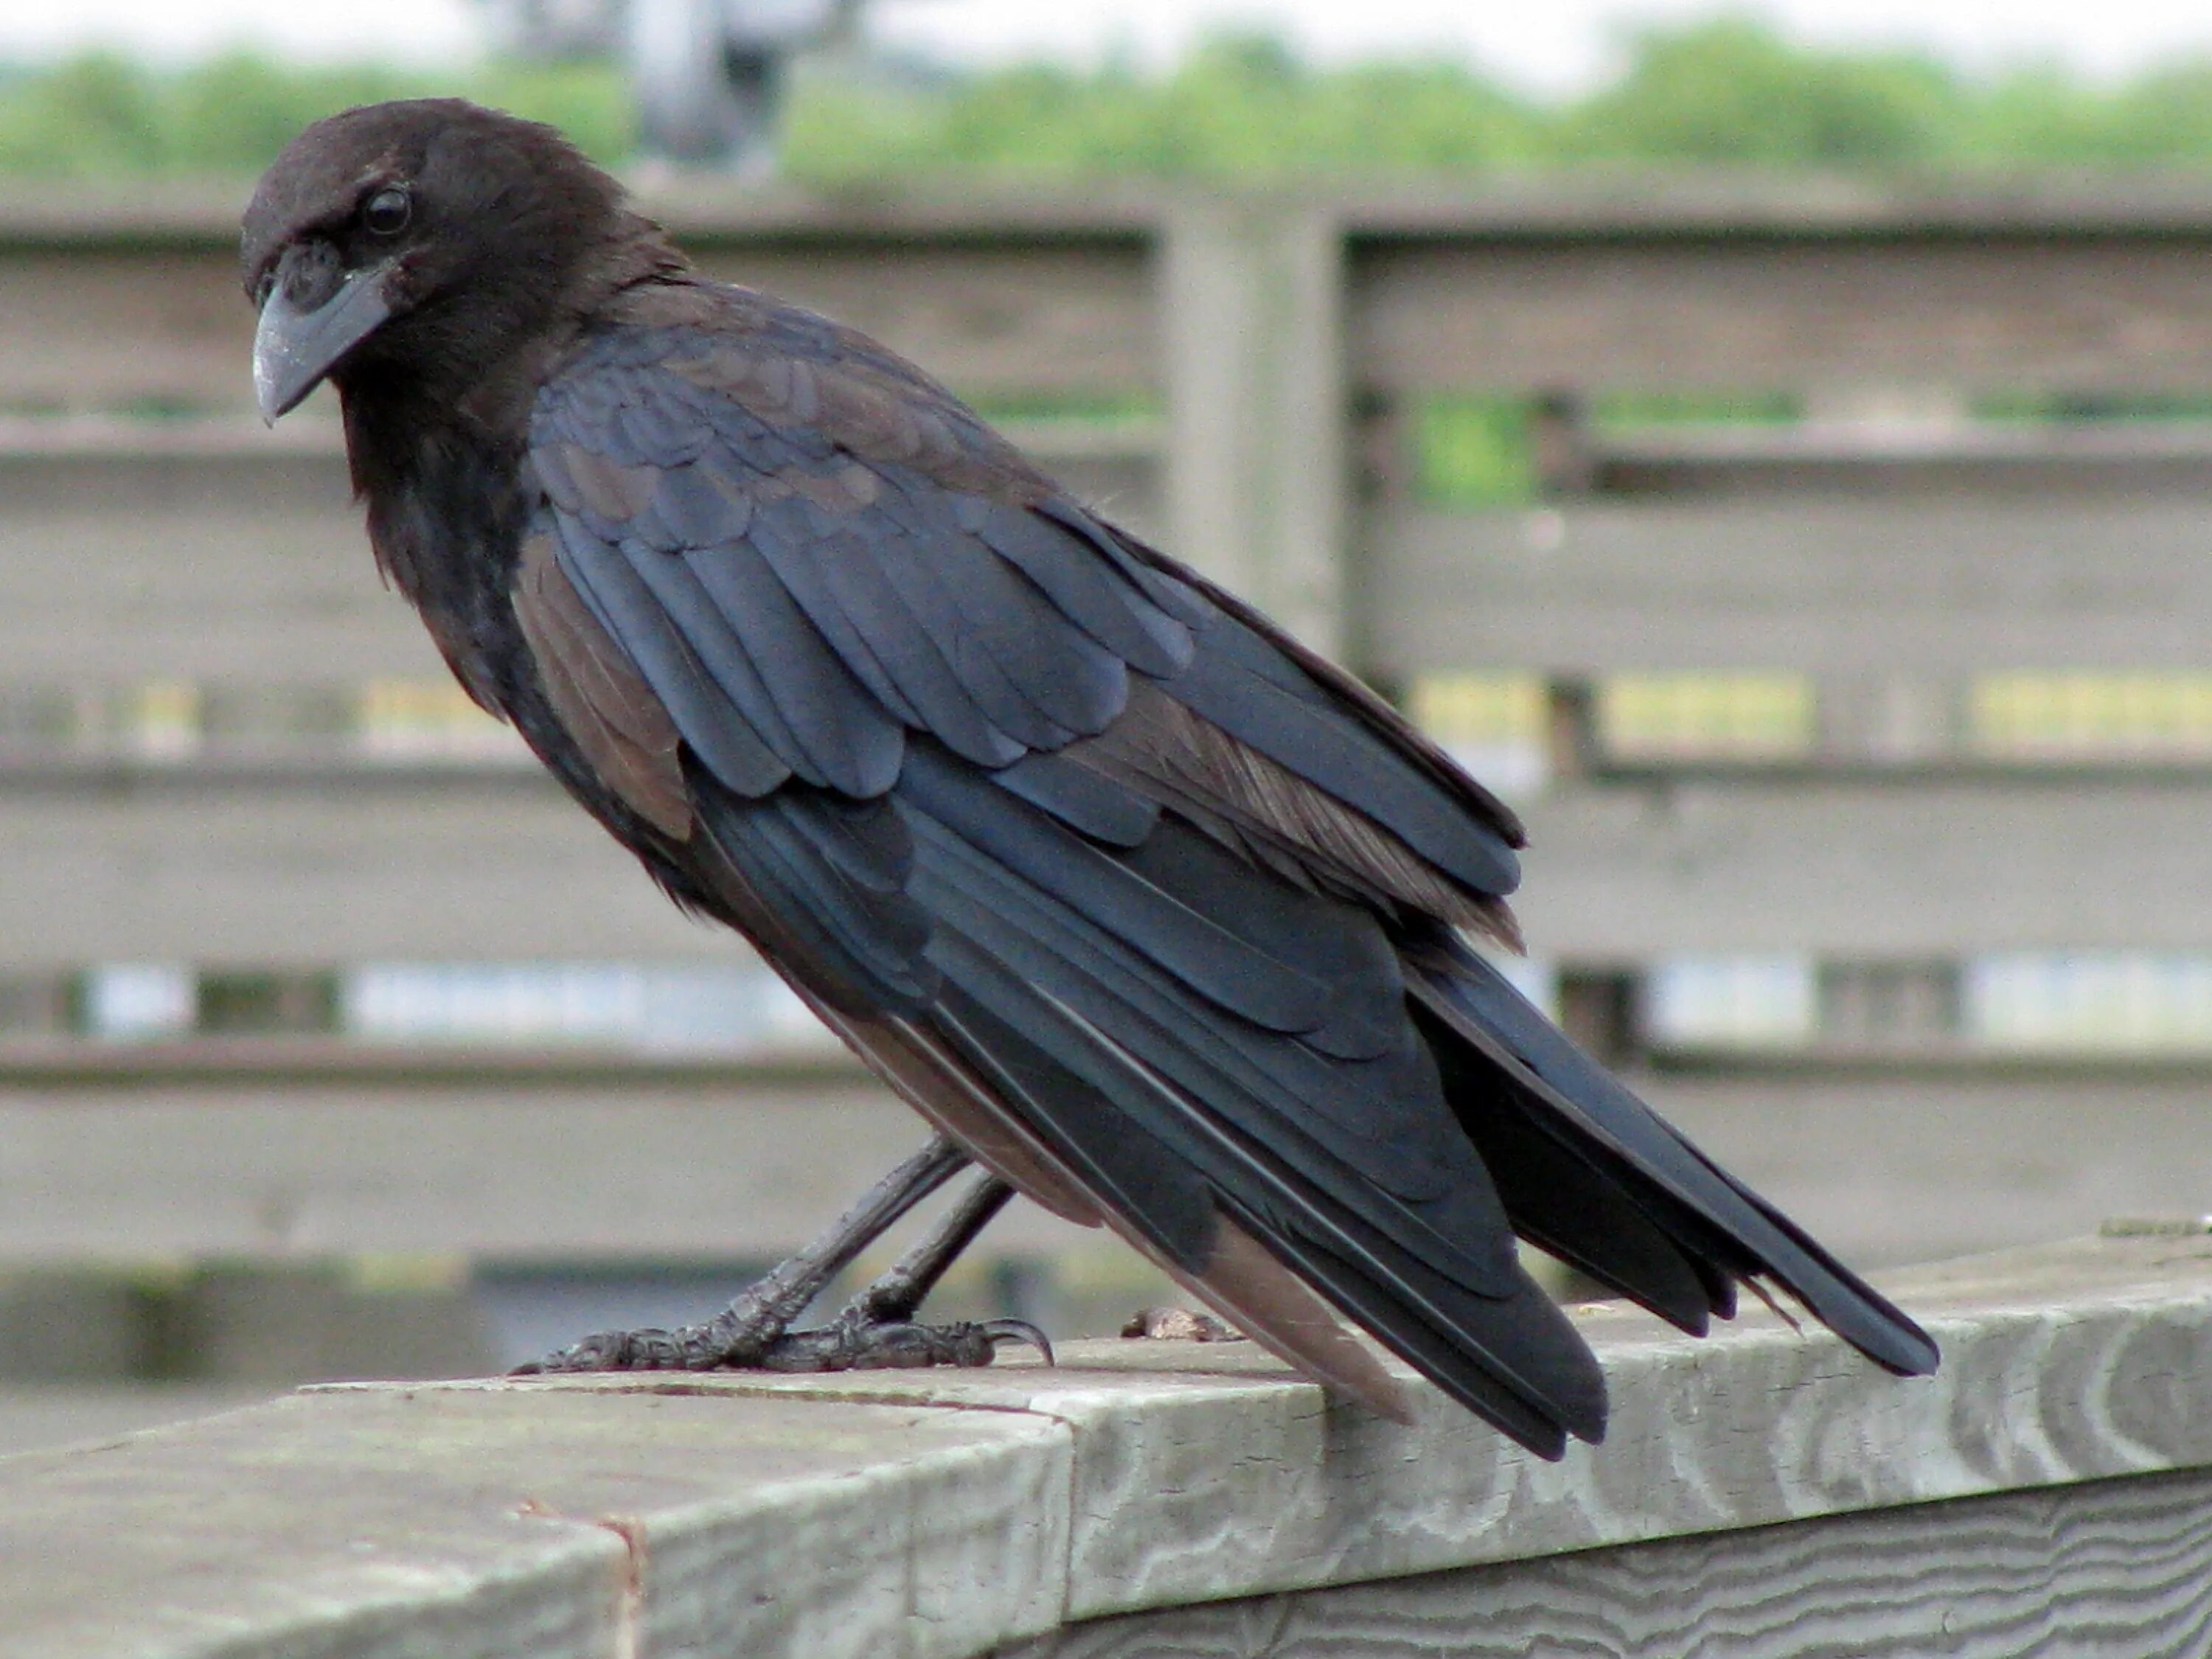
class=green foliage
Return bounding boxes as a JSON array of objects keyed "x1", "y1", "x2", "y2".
[
  {"x1": 1590, "y1": 391, "x2": 1800, "y2": 430},
  {"x1": 1562, "y1": 18, "x2": 1955, "y2": 167},
  {"x1": 1416, "y1": 398, "x2": 1537, "y2": 507},
  {"x1": 785, "y1": 32, "x2": 1540, "y2": 181},
  {"x1": 0, "y1": 50, "x2": 631, "y2": 176},
  {"x1": 10, "y1": 19, "x2": 2212, "y2": 179}
]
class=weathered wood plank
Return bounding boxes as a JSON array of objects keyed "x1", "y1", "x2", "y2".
[
  {"x1": 1371, "y1": 501, "x2": 2212, "y2": 677},
  {"x1": 1509, "y1": 778, "x2": 2212, "y2": 957},
  {"x1": 0, "y1": 1064, "x2": 2192, "y2": 1271},
  {"x1": 0, "y1": 782, "x2": 727, "y2": 966},
  {"x1": 0, "y1": 447, "x2": 440, "y2": 682},
  {"x1": 0, "y1": 1386, "x2": 1072, "y2": 1659},
  {"x1": 0, "y1": 1234, "x2": 2205, "y2": 1656},
  {"x1": 689, "y1": 244, "x2": 1155, "y2": 396},
  {"x1": 419, "y1": 1234, "x2": 2212, "y2": 1626},
  {"x1": 1352, "y1": 236, "x2": 2212, "y2": 392},
  {"x1": 0, "y1": 1081, "x2": 1095, "y2": 1263},
  {"x1": 25, "y1": 173, "x2": 2212, "y2": 248},
  {"x1": 0, "y1": 1384, "x2": 276, "y2": 1459},
  {"x1": 1008, "y1": 1464, "x2": 2212, "y2": 1658},
  {"x1": 28, "y1": 182, "x2": 2212, "y2": 411},
  {"x1": 4, "y1": 772, "x2": 2204, "y2": 966},
  {"x1": 1160, "y1": 204, "x2": 1349, "y2": 655},
  {"x1": 1635, "y1": 1071, "x2": 2212, "y2": 1270},
  {"x1": 1329, "y1": 174, "x2": 2212, "y2": 235},
  {"x1": 1590, "y1": 417, "x2": 2212, "y2": 497}
]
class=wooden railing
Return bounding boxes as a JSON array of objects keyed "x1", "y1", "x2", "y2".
[
  {"x1": 7, "y1": 178, "x2": 2212, "y2": 1289},
  {"x1": 4, "y1": 1232, "x2": 2209, "y2": 1655}
]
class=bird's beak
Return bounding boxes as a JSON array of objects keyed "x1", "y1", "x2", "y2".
[{"x1": 253, "y1": 256, "x2": 395, "y2": 424}]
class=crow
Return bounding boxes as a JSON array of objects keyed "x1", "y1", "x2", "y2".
[{"x1": 242, "y1": 99, "x2": 1936, "y2": 1458}]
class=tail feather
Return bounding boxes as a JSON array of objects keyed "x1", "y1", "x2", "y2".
[{"x1": 1407, "y1": 934, "x2": 1939, "y2": 1379}]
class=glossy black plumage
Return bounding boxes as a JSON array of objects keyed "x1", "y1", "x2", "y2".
[{"x1": 243, "y1": 99, "x2": 1937, "y2": 1458}]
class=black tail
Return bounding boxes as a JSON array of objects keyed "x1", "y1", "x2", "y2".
[{"x1": 1405, "y1": 929, "x2": 1940, "y2": 1380}]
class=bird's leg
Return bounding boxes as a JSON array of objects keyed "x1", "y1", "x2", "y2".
[
  {"x1": 840, "y1": 1169, "x2": 1018, "y2": 1326},
  {"x1": 517, "y1": 1134, "x2": 967, "y2": 1373},
  {"x1": 512, "y1": 1135, "x2": 1045, "y2": 1375},
  {"x1": 751, "y1": 1169, "x2": 1051, "y2": 1371}
]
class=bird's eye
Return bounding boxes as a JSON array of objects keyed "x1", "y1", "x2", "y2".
[{"x1": 362, "y1": 187, "x2": 412, "y2": 237}]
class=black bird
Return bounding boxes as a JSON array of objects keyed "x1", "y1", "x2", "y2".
[{"x1": 242, "y1": 100, "x2": 1936, "y2": 1458}]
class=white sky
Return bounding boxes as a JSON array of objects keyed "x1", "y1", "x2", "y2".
[{"x1": 9, "y1": 0, "x2": 2212, "y2": 91}]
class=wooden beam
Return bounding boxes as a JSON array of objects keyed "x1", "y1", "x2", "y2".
[
  {"x1": 1010, "y1": 1467, "x2": 2212, "y2": 1658},
  {"x1": 0, "y1": 1079, "x2": 1094, "y2": 1263},
  {"x1": 0, "y1": 1234, "x2": 2207, "y2": 1655},
  {"x1": 691, "y1": 244, "x2": 1155, "y2": 397},
  {"x1": 1510, "y1": 778, "x2": 2212, "y2": 957},
  {"x1": 1636, "y1": 1069, "x2": 2212, "y2": 1269},
  {"x1": 0, "y1": 240, "x2": 1155, "y2": 417},
  {"x1": 0, "y1": 781, "x2": 728, "y2": 967},
  {"x1": 1159, "y1": 203, "x2": 1350, "y2": 655},
  {"x1": 7, "y1": 757, "x2": 2211, "y2": 967},
  {"x1": 26, "y1": 173, "x2": 2212, "y2": 248},
  {"x1": 1373, "y1": 501, "x2": 2212, "y2": 676},
  {"x1": 1352, "y1": 235, "x2": 2212, "y2": 392},
  {"x1": 0, "y1": 1058, "x2": 2188, "y2": 1272}
]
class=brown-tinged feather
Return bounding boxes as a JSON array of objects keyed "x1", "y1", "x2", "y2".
[
  {"x1": 1116, "y1": 535, "x2": 1528, "y2": 853},
  {"x1": 1071, "y1": 678, "x2": 1524, "y2": 948},
  {"x1": 244, "y1": 100, "x2": 1938, "y2": 1451},
  {"x1": 806, "y1": 976, "x2": 1411, "y2": 1419},
  {"x1": 557, "y1": 443, "x2": 659, "y2": 521},
  {"x1": 853, "y1": 1012, "x2": 1107, "y2": 1228},
  {"x1": 678, "y1": 817, "x2": 1102, "y2": 1223},
  {"x1": 812, "y1": 982, "x2": 1411, "y2": 1420},
  {"x1": 1159, "y1": 1216, "x2": 1413, "y2": 1422},
  {"x1": 512, "y1": 532, "x2": 692, "y2": 838},
  {"x1": 617, "y1": 284, "x2": 1056, "y2": 504}
]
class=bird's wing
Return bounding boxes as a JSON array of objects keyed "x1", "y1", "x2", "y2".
[{"x1": 513, "y1": 285, "x2": 1609, "y2": 1452}]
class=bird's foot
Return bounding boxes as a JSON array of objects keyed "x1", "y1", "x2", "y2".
[
  {"x1": 510, "y1": 1318, "x2": 749, "y2": 1374},
  {"x1": 511, "y1": 1287, "x2": 1052, "y2": 1377},
  {"x1": 512, "y1": 1311, "x2": 1048, "y2": 1376},
  {"x1": 755, "y1": 1309, "x2": 1052, "y2": 1372},
  {"x1": 1121, "y1": 1306, "x2": 1245, "y2": 1342}
]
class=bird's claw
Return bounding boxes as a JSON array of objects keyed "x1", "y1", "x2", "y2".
[
  {"x1": 511, "y1": 1312, "x2": 1054, "y2": 1377},
  {"x1": 754, "y1": 1312, "x2": 1054, "y2": 1372},
  {"x1": 509, "y1": 1325, "x2": 727, "y2": 1374},
  {"x1": 979, "y1": 1317, "x2": 1056, "y2": 1365}
]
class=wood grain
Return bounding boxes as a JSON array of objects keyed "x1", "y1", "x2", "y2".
[
  {"x1": 1509, "y1": 777, "x2": 2212, "y2": 957},
  {"x1": 0, "y1": 1082, "x2": 1096, "y2": 1262},
  {"x1": 605, "y1": 1234, "x2": 2212, "y2": 1626},
  {"x1": 0, "y1": 1385, "x2": 1072, "y2": 1659},
  {"x1": 2, "y1": 1236, "x2": 2209, "y2": 1657},
  {"x1": 1004, "y1": 1465, "x2": 2212, "y2": 1658},
  {"x1": 1370, "y1": 501, "x2": 2212, "y2": 678},
  {"x1": 0, "y1": 782, "x2": 726, "y2": 966},
  {"x1": 27, "y1": 765, "x2": 2212, "y2": 976},
  {"x1": 0, "y1": 1057, "x2": 2197, "y2": 1271},
  {"x1": 1352, "y1": 236, "x2": 2212, "y2": 392}
]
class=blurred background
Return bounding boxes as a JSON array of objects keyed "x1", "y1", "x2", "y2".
[{"x1": 5, "y1": 0, "x2": 2212, "y2": 1449}]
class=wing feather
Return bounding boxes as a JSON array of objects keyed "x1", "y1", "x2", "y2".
[
  {"x1": 511, "y1": 532, "x2": 691, "y2": 838},
  {"x1": 493, "y1": 279, "x2": 1935, "y2": 1461}
]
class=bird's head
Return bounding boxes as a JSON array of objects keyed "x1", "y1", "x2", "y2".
[{"x1": 242, "y1": 99, "x2": 669, "y2": 423}]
